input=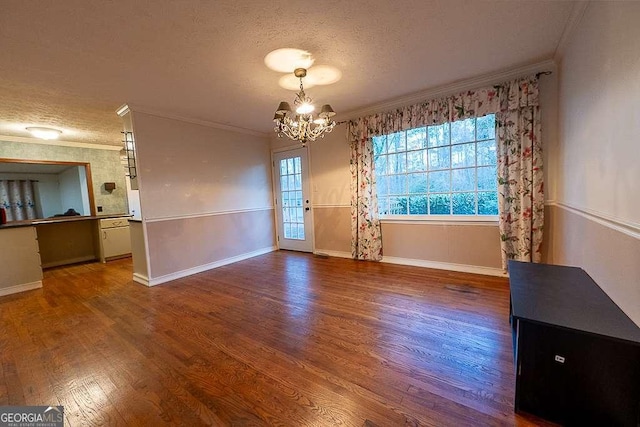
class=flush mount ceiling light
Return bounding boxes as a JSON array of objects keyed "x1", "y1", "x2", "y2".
[
  {"x1": 273, "y1": 67, "x2": 336, "y2": 145},
  {"x1": 26, "y1": 127, "x2": 62, "y2": 140}
]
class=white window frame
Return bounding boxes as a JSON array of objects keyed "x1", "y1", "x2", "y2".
[{"x1": 374, "y1": 115, "x2": 499, "y2": 223}]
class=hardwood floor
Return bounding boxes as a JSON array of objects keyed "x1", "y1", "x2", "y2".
[{"x1": 0, "y1": 251, "x2": 552, "y2": 426}]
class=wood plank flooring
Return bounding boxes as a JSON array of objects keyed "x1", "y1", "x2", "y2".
[{"x1": 0, "y1": 251, "x2": 552, "y2": 426}]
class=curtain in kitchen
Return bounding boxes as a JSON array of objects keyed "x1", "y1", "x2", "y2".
[
  {"x1": 0, "y1": 180, "x2": 37, "y2": 221},
  {"x1": 348, "y1": 75, "x2": 543, "y2": 268}
]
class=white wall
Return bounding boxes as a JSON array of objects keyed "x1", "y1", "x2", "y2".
[
  {"x1": 131, "y1": 111, "x2": 275, "y2": 284},
  {"x1": 59, "y1": 166, "x2": 86, "y2": 215},
  {"x1": 553, "y1": 2, "x2": 640, "y2": 325},
  {"x1": 557, "y1": 3, "x2": 640, "y2": 223}
]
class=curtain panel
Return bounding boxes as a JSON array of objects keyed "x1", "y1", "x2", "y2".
[
  {"x1": 347, "y1": 75, "x2": 543, "y2": 268},
  {"x1": 0, "y1": 180, "x2": 37, "y2": 222},
  {"x1": 348, "y1": 135, "x2": 383, "y2": 260}
]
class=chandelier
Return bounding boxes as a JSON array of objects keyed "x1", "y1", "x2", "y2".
[{"x1": 273, "y1": 68, "x2": 336, "y2": 145}]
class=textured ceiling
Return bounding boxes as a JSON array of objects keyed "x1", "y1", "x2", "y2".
[{"x1": 0, "y1": 0, "x2": 576, "y2": 147}]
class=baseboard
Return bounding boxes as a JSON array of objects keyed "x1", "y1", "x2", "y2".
[
  {"x1": 313, "y1": 250, "x2": 352, "y2": 259},
  {"x1": 132, "y1": 273, "x2": 150, "y2": 287},
  {"x1": 147, "y1": 246, "x2": 277, "y2": 286},
  {"x1": 381, "y1": 256, "x2": 507, "y2": 277},
  {"x1": 42, "y1": 255, "x2": 97, "y2": 269},
  {"x1": 0, "y1": 280, "x2": 43, "y2": 297}
]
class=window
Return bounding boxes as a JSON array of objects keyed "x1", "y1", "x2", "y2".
[{"x1": 373, "y1": 114, "x2": 498, "y2": 217}]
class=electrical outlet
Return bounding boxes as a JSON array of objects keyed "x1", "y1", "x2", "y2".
[{"x1": 97, "y1": 206, "x2": 103, "y2": 212}]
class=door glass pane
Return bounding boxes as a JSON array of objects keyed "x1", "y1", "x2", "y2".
[{"x1": 279, "y1": 156, "x2": 306, "y2": 241}]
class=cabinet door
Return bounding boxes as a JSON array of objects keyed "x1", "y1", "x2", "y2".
[
  {"x1": 102, "y1": 227, "x2": 131, "y2": 258},
  {"x1": 517, "y1": 321, "x2": 570, "y2": 423},
  {"x1": 517, "y1": 321, "x2": 640, "y2": 426}
]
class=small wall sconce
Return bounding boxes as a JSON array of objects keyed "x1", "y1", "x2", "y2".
[{"x1": 104, "y1": 182, "x2": 116, "y2": 193}]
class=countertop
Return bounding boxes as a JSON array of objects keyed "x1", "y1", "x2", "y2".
[{"x1": 0, "y1": 214, "x2": 132, "y2": 229}]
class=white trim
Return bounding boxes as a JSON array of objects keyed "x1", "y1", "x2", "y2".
[
  {"x1": 0, "y1": 280, "x2": 43, "y2": 297},
  {"x1": 548, "y1": 201, "x2": 640, "y2": 240},
  {"x1": 337, "y1": 59, "x2": 555, "y2": 122},
  {"x1": 126, "y1": 104, "x2": 268, "y2": 138},
  {"x1": 132, "y1": 273, "x2": 150, "y2": 287},
  {"x1": 554, "y1": 1, "x2": 590, "y2": 61},
  {"x1": 314, "y1": 250, "x2": 351, "y2": 259},
  {"x1": 381, "y1": 218, "x2": 498, "y2": 226},
  {"x1": 312, "y1": 204, "x2": 350, "y2": 209},
  {"x1": 146, "y1": 246, "x2": 277, "y2": 286},
  {"x1": 0, "y1": 134, "x2": 122, "y2": 151},
  {"x1": 382, "y1": 256, "x2": 507, "y2": 278},
  {"x1": 144, "y1": 207, "x2": 274, "y2": 223},
  {"x1": 41, "y1": 256, "x2": 97, "y2": 269}
]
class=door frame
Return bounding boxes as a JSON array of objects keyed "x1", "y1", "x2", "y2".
[{"x1": 271, "y1": 144, "x2": 315, "y2": 253}]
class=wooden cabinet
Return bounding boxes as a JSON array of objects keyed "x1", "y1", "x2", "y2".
[
  {"x1": 509, "y1": 260, "x2": 640, "y2": 426},
  {"x1": 99, "y1": 218, "x2": 131, "y2": 262},
  {"x1": 0, "y1": 226, "x2": 43, "y2": 296}
]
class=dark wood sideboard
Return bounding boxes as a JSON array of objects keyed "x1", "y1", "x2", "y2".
[{"x1": 509, "y1": 260, "x2": 640, "y2": 426}]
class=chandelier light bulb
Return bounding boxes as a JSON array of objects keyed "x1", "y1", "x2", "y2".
[{"x1": 296, "y1": 103, "x2": 314, "y2": 114}]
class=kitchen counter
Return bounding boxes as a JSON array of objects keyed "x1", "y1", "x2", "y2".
[
  {"x1": 0, "y1": 213, "x2": 133, "y2": 296},
  {"x1": 0, "y1": 213, "x2": 131, "y2": 229}
]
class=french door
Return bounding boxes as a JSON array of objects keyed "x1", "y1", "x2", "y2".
[{"x1": 273, "y1": 148, "x2": 313, "y2": 252}]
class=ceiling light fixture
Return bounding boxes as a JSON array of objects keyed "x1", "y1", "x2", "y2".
[
  {"x1": 273, "y1": 68, "x2": 336, "y2": 145},
  {"x1": 26, "y1": 127, "x2": 62, "y2": 140}
]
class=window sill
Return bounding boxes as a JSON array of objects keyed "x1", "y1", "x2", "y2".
[{"x1": 380, "y1": 215, "x2": 498, "y2": 226}]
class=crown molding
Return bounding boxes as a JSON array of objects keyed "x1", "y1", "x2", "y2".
[
  {"x1": 336, "y1": 59, "x2": 556, "y2": 122},
  {"x1": 0, "y1": 134, "x2": 122, "y2": 151},
  {"x1": 124, "y1": 103, "x2": 269, "y2": 138},
  {"x1": 554, "y1": 1, "x2": 590, "y2": 62}
]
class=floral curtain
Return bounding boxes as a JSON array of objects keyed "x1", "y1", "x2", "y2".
[
  {"x1": 0, "y1": 180, "x2": 37, "y2": 221},
  {"x1": 348, "y1": 128, "x2": 383, "y2": 260},
  {"x1": 348, "y1": 75, "x2": 543, "y2": 267},
  {"x1": 497, "y1": 106, "x2": 544, "y2": 268}
]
